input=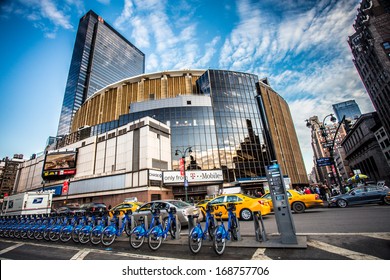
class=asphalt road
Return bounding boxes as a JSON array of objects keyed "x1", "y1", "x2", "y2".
[{"x1": 0, "y1": 204, "x2": 389, "y2": 261}]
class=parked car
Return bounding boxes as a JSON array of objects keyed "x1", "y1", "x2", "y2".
[
  {"x1": 108, "y1": 201, "x2": 143, "y2": 218},
  {"x1": 131, "y1": 200, "x2": 202, "y2": 228},
  {"x1": 329, "y1": 185, "x2": 390, "y2": 208},
  {"x1": 55, "y1": 205, "x2": 85, "y2": 215},
  {"x1": 261, "y1": 189, "x2": 324, "y2": 213},
  {"x1": 385, "y1": 191, "x2": 390, "y2": 205},
  {"x1": 197, "y1": 193, "x2": 271, "y2": 221},
  {"x1": 79, "y1": 202, "x2": 107, "y2": 214}
]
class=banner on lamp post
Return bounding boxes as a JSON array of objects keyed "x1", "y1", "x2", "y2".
[{"x1": 179, "y1": 158, "x2": 185, "y2": 176}]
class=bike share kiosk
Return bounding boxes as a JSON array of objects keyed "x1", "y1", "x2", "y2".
[{"x1": 262, "y1": 161, "x2": 306, "y2": 248}]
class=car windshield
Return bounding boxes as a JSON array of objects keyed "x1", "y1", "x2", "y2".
[{"x1": 165, "y1": 200, "x2": 191, "y2": 208}]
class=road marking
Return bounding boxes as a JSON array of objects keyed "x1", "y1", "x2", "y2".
[
  {"x1": 0, "y1": 239, "x2": 175, "y2": 260},
  {"x1": 307, "y1": 240, "x2": 382, "y2": 260},
  {"x1": 251, "y1": 248, "x2": 272, "y2": 260},
  {"x1": 299, "y1": 232, "x2": 390, "y2": 240},
  {"x1": 71, "y1": 249, "x2": 91, "y2": 260},
  {"x1": 0, "y1": 243, "x2": 23, "y2": 255}
]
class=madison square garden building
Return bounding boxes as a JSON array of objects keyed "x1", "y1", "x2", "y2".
[{"x1": 16, "y1": 69, "x2": 308, "y2": 205}]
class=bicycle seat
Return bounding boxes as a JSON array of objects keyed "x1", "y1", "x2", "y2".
[
  {"x1": 215, "y1": 212, "x2": 223, "y2": 217},
  {"x1": 138, "y1": 216, "x2": 144, "y2": 222},
  {"x1": 125, "y1": 209, "x2": 133, "y2": 215},
  {"x1": 169, "y1": 207, "x2": 176, "y2": 214}
]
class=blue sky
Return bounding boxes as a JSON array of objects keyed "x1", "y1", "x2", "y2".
[{"x1": 0, "y1": 0, "x2": 375, "y2": 174}]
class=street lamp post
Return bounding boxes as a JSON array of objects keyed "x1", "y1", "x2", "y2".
[
  {"x1": 305, "y1": 114, "x2": 343, "y2": 189},
  {"x1": 175, "y1": 147, "x2": 192, "y2": 202}
]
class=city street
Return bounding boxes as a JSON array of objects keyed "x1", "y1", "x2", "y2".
[{"x1": 0, "y1": 204, "x2": 389, "y2": 260}]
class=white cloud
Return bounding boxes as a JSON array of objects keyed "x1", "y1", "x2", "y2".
[
  {"x1": 40, "y1": 0, "x2": 72, "y2": 29},
  {"x1": 113, "y1": 0, "x2": 134, "y2": 30}
]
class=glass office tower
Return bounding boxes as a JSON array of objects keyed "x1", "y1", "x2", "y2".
[
  {"x1": 57, "y1": 10, "x2": 145, "y2": 136},
  {"x1": 332, "y1": 100, "x2": 362, "y2": 121}
]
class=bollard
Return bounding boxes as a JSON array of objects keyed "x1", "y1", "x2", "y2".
[
  {"x1": 174, "y1": 214, "x2": 181, "y2": 240},
  {"x1": 253, "y1": 211, "x2": 267, "y2": 242},
  {"x1": 232, "y1": 216, "x2": 242, "y2": 241}
]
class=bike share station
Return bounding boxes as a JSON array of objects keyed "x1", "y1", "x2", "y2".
[{"x1": 253, "y1": 161, "x2": 307, "y2": 248}]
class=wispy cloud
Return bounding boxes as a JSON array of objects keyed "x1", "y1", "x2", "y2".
[
  {"x1": 216, "y1": 0, "x2": 373, "y2": 172},
  {"x1": 1, "y1": 0, "x2": 80, "y2": 38},
  {"x1": 115, "y1": 0, "x2": 218, "y2": 71}
]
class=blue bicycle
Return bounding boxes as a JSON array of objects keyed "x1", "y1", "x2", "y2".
[
  {"x1": 59, "y1": 213, "x2": 78, "y2": 242},
  {"x1": 78, "y1": 212, "x2": 98, "y2": 244},
  {"x1": 188, "y1": 204, "x2": 216, "y2": 254},
  {"x1": 129, "y1": 206, "x2": 161, "y2": 249},
  {"x1": 213, "y1": 203, "x2": 240, "y2": 255},
  {"x1": 101, "y1": 210, "x2": 133, "y2": 246},
  {"x1": 147, "y1": 206, "x2": 180, "y2": 251},
  {"x1": 89, "y1": 210, "x2": 109, "y2": 245}
]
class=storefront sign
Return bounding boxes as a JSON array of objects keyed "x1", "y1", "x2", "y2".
[
  {"x1": 149, "y1": 170, "x2": 163, "y2": 181},
  {"x1": 163, "y1": 170, "x2": 223, "y2": 184}
]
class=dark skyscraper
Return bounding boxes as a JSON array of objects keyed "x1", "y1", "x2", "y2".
[
  {"x1": 57, "y1": 10, "x2": 145, "y2": 136},
  {"x1": 348, "y1": 0, "x2": 390, "y2": 137},
  {"x1": 332, "y1": 100, "x2": 362, "y2": 121}
]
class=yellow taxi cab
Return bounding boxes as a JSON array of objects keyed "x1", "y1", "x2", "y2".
[
  {"x1": 108, "y1": 201, "x2": 143, "y2": 218},
  {"x1": 197, "y1": 193, "x2": 271, "y2": 221},
  {"x1": 261, "y1": 189, "x2": 324, "y2": 213}
]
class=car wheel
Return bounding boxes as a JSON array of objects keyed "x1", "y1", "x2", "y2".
[
  {"x1": 240, "y1": 209, "x2": 253, "y2": 221},
  {"x1": 337, "y1": 199, "x2": 347, "y2": 208},
  {"x1": 292, "y1": 202, "x2": 305, "y2": 213},
  {"x1": 383, "y1": 196, "x2": 390, "y2": 205}
]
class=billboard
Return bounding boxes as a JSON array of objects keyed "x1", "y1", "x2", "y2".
[{"x1": 42, "y1": 149, "x2": 77, "y2": 179}]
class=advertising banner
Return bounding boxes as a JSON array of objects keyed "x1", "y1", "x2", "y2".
[
  {"x1": 163, "y1": 169, "x2": 223, "y2": 184},
  {"x1": 42, "y1": 149, "x2": 77, "y2": 179}
]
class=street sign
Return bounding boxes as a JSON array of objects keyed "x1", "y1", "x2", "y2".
[
  {"x1": 316, "y1": 157, "x2": 332, "y2": 167},
  {"x1": 322, "y1": 142, "x2": 334, "y2": 149}
]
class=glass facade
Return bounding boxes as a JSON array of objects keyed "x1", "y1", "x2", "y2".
[
  {"x1": 57, "y1": 10, "x2": 145, "y2": 136},
  {"x1": 87, "y1": 70, "x2": 273, "y2": 183},
  {"x1": 198, "y1": 70, "x2": 272, "y2": 182},
  {"x1": 332, "y1": 100, "x2": 362, "y2": 121}
]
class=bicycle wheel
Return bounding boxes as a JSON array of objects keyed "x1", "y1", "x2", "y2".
[
  {"x1": 60, "y1": 228, "x2": 72, "y2": 242},
  {"x1": 213, "y1": 226, "x2": 226, "y2": 255},
  {"x1": 148, "y1": 225, "x2": 162, "y2": 251},
  {"x1": 90, "y1": 228, "x2": 102, "y2": 245},
  {"x1": 101, "y1": 227, "x2": 116, "y2": 246},
  {"x1": 49, "y1": 230, "x2": 60, "y2": 241},
  {"x1": 78, "y1": 227, "x2": 91, "y2": 244},
  {"x1": 129, "y1": 227, "x2": 144, "y2": 249},
  {"x1": 43, "y1": 228, "x2": 51, "y2": 241},
  {"x1": 188, "y1": 227, "x2": 202, "y2": 254},
  {"x1": 71, "y1": 228, "x2": 80, "y2": 243},
  {"x1": 34, "y1": 230, "x2": 43, "y2": 240},
  {"x1": 27, "y1": 229, "x2": 35, "y2": 240},
  {"x1": 20, "y1": 229, "x2": 27, "y2": 239}
]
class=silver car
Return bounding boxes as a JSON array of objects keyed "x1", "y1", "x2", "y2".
[{"x1": 131, "y1": 200, "x2": 202, "y2": 231}]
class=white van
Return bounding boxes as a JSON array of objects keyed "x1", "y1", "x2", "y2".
[{"x1": 1, "y1": 191, "x2": 53, "y2": 216}]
